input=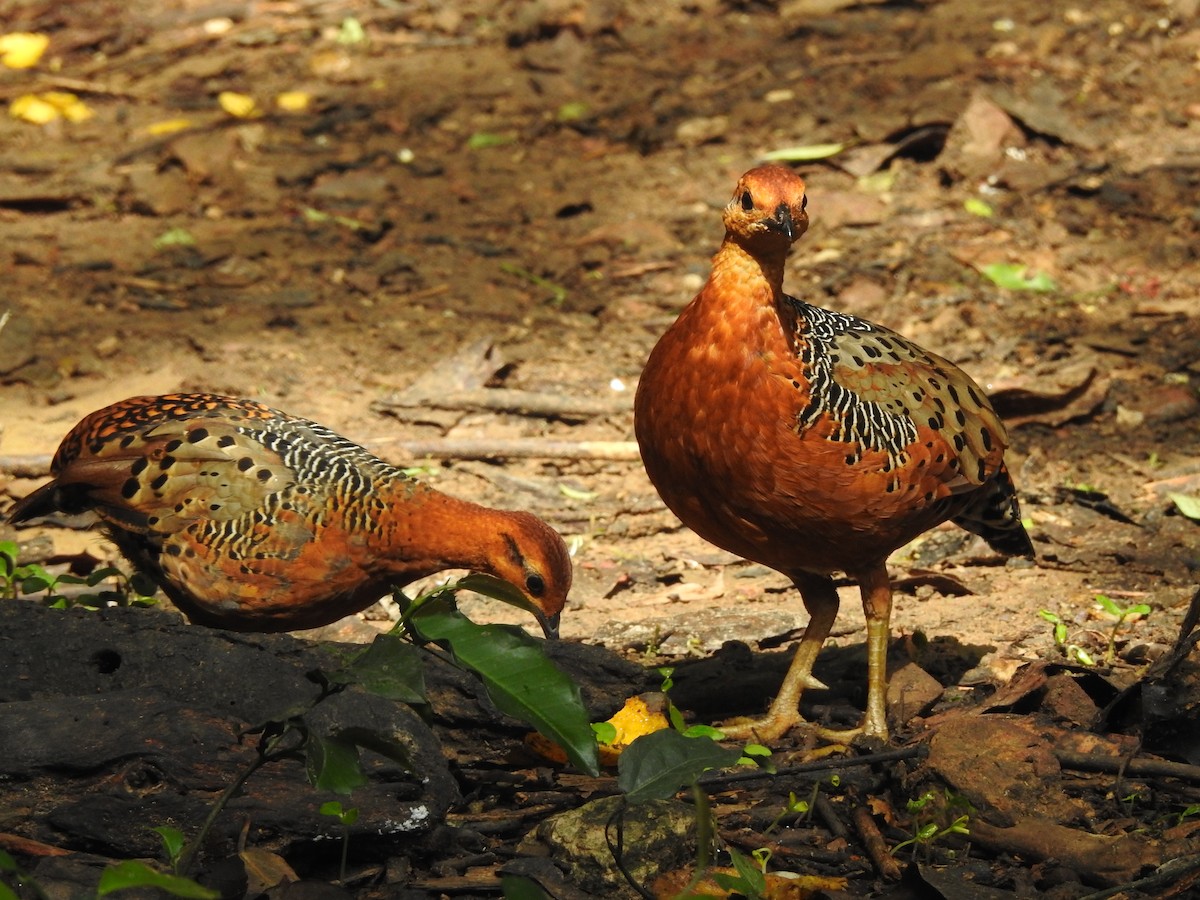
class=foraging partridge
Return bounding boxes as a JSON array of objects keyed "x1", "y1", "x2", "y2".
[
  {"x1": 8, "y1": 393, "x2": 571, "y2": 636},
  {"x1": 634, "y1": 165, "x2": 1033, "y2": 741}
]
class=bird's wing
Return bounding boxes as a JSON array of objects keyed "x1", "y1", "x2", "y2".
[
  {"x1": 785, "y1": 296, "x2": 1008, "y2": 496},
  {"x1": 50, "y1": 419, "x2": 295, "y2": 534}
]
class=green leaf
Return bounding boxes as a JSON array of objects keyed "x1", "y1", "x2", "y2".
[
  {"x1": 501, "y1": 875, "x2": 552, "y2": 900},
  {"x1": 617, "y1": 729, "x2": 742, "y2": 803},
  {"x1": 1127, "y1": 604, "x2": 1152, "y2": 616},
  {"x1": 305, "y1": 733, "x2": 368, "y2": 795},
  {"x1": 0, "y1": 849, "x2": 17, "y2": 872},
  {"x1": 558, "y1": 483, "x2": 598, "y2": 502},
  {"x1": 152, "y1": 227, "x2": 197, "y2": 250},
  {"x1": 151, "y1": 825, "x2": 186, "y2": 864},
  {"x1": 980, "y1": 262, "x2": 1057, "y2": 292},
  {"x1": 1169, "y1": 493, "x2": 1200, "y2": 521},
  {"x1": 97, "y1": 861, "x2": 219, "y2": 898},
  {"x1": 468, "y1": 132, "x2": 514, "y2": 150},
  {"x1": 1095, "y1": 594, "x2": 1121, "y2": 616},
  {"x1": 339, "y1": 633, "x2": 427, "y2": 705},
  {"x1": 592, "y1": 721, "x2": 618, "y2": 744},
  {"x1": 728, "y1": 846, "x2": 768, "y2": 894},
  {"x1": 556, "y1": 102, "x2": 590, "y2": 123},
  {"x1": 761, "y1": 143, "x2": 845, "y2": 161},
  {"x1": 409, "y1": 598, "x2": 599, "y2": 776},
  {"x1": 963, "y1": 197, "x2": 995, "y2": 217},
  {"x1": 0, "y1": 882, "x2": 16, "y2": 900},
  {"x1": 320, "y1": 801, "x2": 359, "y2": 825}
]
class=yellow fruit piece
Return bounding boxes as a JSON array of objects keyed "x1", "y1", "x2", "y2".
[
  {"x1": 275, "y1": 91, "x2": 311, "y2": 112},
  {"x1": 218, "y1": 91, "x2": 261, "y2": 119},
  {"x1": 0, "y1": 32, "x2": 49, "y2": 69},
  {"x1": 524, "y1": 694, "x2": 671, "y2": 768},
  {"x1": 604, "y1": 694, "x2": 671, "y2": 749}
]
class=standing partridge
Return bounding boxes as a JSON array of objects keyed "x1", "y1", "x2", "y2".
[
  {"x1": 8, "y1": 393, "x2": 571, "y2": 636},
  {"x1": 634, "y1": 165, "x2": 1033, "y2": 741}
]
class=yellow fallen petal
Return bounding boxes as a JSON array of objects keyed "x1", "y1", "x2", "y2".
[
  {"x1": 218, "y1": 91, "x2": 261, "y2": 119},
  {"x1": 141, "y1": 118, "x2": 194, "y2": 137},
  {"x1": 0, "y1": 32, "x2": 50, "y2": 69},
  {"x1": 275, "y1": 91, "x2": 311, "y2": 112},
  {"x1": 9, "y1": 93, "x2": 59, "y2": 124}
]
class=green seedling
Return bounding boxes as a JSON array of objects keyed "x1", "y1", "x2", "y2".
[
  {"x1": 891, "y1": 790, "x2": 973, "y2": 860},
  {"x1": 1038, "y1": 609, "x2": 1096, "y2": 666},
  {"x1": 320, "y1": 801, "x2": 360, "y2": 882},
  {"x1": 1094, "y1": 594, "x2": 1152, "y2": 665}
]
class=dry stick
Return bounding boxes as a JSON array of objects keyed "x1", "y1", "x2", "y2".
[
  {"x1": 375, "y1": 388, "x2": 632, "y2": 419},
  {"x1": 851, "y1": 804, "x2": 903, "y2": 881},
  {"x1": 814, "y1": 791, "x2": 850, "y2": 840},
  {"x1": 699, "y1": 745, "x2": 924, "y2": 788},
  {"x1": 1077, "y1": 852, "x2": 1200, "y2": 900},
  {"x1": 370, "y1": 438, "x2": 642, "y2": 462},
  {"x1": 1056, "y1": 750, "x2": 1200, "y2": 784},
  {"x1": 0, "y1": 454, "x2": 53, "y2": 478}
]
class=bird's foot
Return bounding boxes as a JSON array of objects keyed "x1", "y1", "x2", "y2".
[{"x1": 717, "y1": 712, "x2": 888, "y2": 746}]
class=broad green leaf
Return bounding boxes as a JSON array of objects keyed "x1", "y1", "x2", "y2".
[
  {"x1": 97, "y1": 861, "x2": 219, "y2": 898},
  {"x1": 339, "y1": 633, "x2": 427, "y2": 705},
  {"x1": 980, "y1": 262, "x2": 1057, "y2": 292},
  {"x1": 0, "y1": 849, "x2": 17, "y2": 871},
  {"x1": 1169, "y1": 493, "x2": 1200, "y2": 521},
  {"x1": 592, "y1": 721, "x2": 618, "y2": 744},
  {"x1": 0, "y1": 881, "x2": 16, "y2": 900},
  {"x1": 409, "y1": 599, "x2": 599, "y2": 776},
  {"x1": 761, "y1": 143, "x2": 844, "y2": 161},
  {"x1": 305, "y1": 733, "x2": 368, "y2": 795},
  {"x1": 617, "y1": 729, "x2": 742, "y2": 803}
]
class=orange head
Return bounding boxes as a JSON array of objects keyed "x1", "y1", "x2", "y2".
[
  {"x1": 482, "y1": 510, "x2": 573, "y2": 638},
  {"x1": 722, "y1": 164, "x2": 809, "y2": 248}
]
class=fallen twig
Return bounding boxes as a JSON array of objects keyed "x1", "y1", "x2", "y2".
[
  {"x1": 1055, "y1": 750, "x2": 1200, "y2": 784},
  {"x1": 1077, "y1": 851, "x2": 1200, "y2": 900},
  {"x1": 374, "y1": 387, "x2": 632, "y2": 420},
  {"x1": 372, "y1": 438, "x2": 641, "y2": 462},
  {"x1": 700, "y1": 744, "x2": 925, "y2": 787},
  {"x1": 852, "y1": 803, "x2": 902, "y2": 880}
]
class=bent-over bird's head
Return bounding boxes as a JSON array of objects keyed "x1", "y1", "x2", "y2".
[
  {"x1": 722, "y1": 164, "x2": 809, "y2": 247},
  {"x1": 481, "y1": 510, "x2": 573, "y2": 639}
]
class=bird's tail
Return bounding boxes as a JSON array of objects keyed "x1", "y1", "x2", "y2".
[{"x1": 953, "y1": 463, "x2": 1035, "y2": 558}]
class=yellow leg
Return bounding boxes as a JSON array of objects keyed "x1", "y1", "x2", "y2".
[
  {"x1": 718, "y1": 571, "x2": 840, "y2": 742},
  {"x1": 858, "y1": 563, "x2": 893, "y2": 741}
]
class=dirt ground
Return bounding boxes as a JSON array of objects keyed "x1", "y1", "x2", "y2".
[{"x1": 1, "y1": 0, "x2": 1199, "y2": 896}]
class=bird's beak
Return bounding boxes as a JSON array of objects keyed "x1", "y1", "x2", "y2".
[
  {"x1": 766, "y1": 202, "x2": 795, "y2": 241},
  {"x1": 539, "y1": 611, "x2": 561, "y2": 640}
]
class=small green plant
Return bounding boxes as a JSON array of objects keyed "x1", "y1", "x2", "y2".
[
  {"x1": 1038, "y1": 610, "x2": 1096, "y2": 666},
  {"x1": 1175, "y1": 803, "x2": 1200, "y2": 826},
  {"x1": 763, "y1": 774, "x2": 840, "y2": 834},
  {"x1": 151, "y1": 826, "x2": 187, "y2": 872},
  {"x1": 891, "y1": 790, "x2": 973, "y2": 860},
  {"x1": 0, "y1": 540, "x2": 159, "y2": 608},
  {"x1": 1094, "y1": 594, "x2": 1151, "y2": 665},
  {"x1": 320, "y1": 801, "x2": 360, "y2": 882}
]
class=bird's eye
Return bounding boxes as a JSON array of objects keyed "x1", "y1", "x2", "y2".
[
  {"x1": 525, "y1": 573, "x2": 546, "y2": 597},
  {"x1": 740, "y1": 190, "x2": 754, "y2": 211},
  {"x1": 801, "y1": 194, "x2": 808, "y2": 212}
]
